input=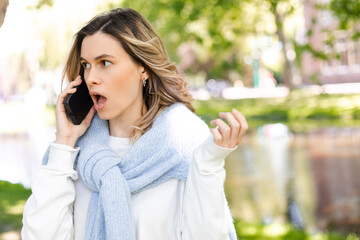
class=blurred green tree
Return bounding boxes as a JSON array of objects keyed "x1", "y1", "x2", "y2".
[
  {"x1": 113, "y1": 0, "x2": 304, "y2": 88},
  {"x1": 112, "y1": 0, "x2": 253, "y2": 82},
  {"x1": 261, "y1": 0, "x2": 297, "y2": 88},
  {"x1": 32, "y1": 0, "x2": 306, "y2": 87},
  {"x1": 329, "y1": 0, "x2": 360, "y2": 39},
  {"x1": 32, "y1": 0, "x2": 360, "y2": 87}
]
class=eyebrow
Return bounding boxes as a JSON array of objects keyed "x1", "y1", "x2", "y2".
[{"x1": 80, "y1": 54, "x2": 116, "y2": 61}]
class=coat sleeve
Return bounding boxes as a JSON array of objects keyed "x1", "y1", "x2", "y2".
[
  {"x1": 181, "y1": 134, "x2": 236, "y2": 240},
  {"x1": 21, "y1": 143, "x2": 79, "y2": 240}
]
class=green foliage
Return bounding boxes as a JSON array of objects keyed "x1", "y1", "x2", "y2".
[
  {"x1": 329, "y1": 0, "x2": 360, "y2": 30},
  {"x1": 0, "y1": 181, "x2": 31, "y2": 233},
  {"x1": 293, "y1": 40, "x2": 327, "y2": 77},
  {"x1": 312, "y1": 0, "x2": 360, "y2": 51},
  {"x1": 109, "y1": 0, "x2": 252, "y2": 79},
  {"x1": 29, "y1": 0, "x2": 360, "y2": 85},
  {"x1": 29, "y1": 0, "x2": 305, "y2": 84},
  {"x1": 294, "y1": 42, "x2": 327, "y2": 61},
  {"x1": 297, "y1": 0, "x2": 360, "y2": 78}
]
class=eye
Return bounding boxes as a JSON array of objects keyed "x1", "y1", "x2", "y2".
[
  {"x1": 101, "y1": 60, "x2": 112, "y2": 67},
  {"x1": 81, "y1": 62, "x2": 90, "y2": 69}
]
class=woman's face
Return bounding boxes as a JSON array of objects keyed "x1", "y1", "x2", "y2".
[{"x1": 80, "y1": 32, "x2": 147, "y2": 124}]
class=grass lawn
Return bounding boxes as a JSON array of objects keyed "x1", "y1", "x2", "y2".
[
  {"x1": 234, "y1": 220, "x2": 359, "y2": 240},
  {"x1": 0, "y1": 181, "x2": 31, "y2": 237}
]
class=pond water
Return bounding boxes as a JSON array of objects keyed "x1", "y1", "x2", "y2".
[
  {"x1": 0, "y1": 123, "x2": 359, "y2": 235},
  {"x1": 225, "y1": 124, "x2": 360, "y2": 234}
]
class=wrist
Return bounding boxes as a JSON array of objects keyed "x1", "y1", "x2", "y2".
[{"x1": 55, "y1": 135, "x2": 77, "y2": 148}]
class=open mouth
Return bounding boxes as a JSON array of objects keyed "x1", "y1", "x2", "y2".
[
  {"x1": 93, "y1": 94, "x2": 101, "y2": 102},
  {"x1": 91, "y1": 93, "x2": 107, "y2": 110}
]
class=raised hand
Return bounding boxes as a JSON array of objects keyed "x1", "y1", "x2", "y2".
[{"x1": 210, "y1": 109, "x2": 248, "y2": 149}]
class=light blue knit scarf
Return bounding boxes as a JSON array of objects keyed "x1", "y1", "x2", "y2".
[{"x1": 43, "y1": 103, "x2": 237, "y2": 240}]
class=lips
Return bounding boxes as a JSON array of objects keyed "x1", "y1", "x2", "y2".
[{"x1": 90, "y1": 91, "x2": 107, "y2": 111}]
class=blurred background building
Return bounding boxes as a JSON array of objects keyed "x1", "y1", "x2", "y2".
[{"x1": 302, "y1": 0, "x2": 360, "y2": 84}]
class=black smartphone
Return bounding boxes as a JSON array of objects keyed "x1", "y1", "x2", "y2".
[{"x1": 64, "y1": 72, "x2": 94, "y2": 125}]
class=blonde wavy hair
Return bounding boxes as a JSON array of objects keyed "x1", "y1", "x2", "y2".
[{"x1": 63, "y1": 8, "x2": 194, "y2": 142}]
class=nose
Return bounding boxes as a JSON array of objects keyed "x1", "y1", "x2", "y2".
[{"x1": 85, "y1": 68, "x2": 101, "y2": 87}]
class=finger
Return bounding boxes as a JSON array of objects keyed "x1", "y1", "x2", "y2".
[
  {"x1": 232, "y1": 109, "x2": 248, "y2": 144},
  {"x1": 232, "y1": 109, "x2": 248, "y2": 130},
  {"x1": 57, "y1": 77, "x2": 82, "y2": 105},
  {"x1": 58, "y1": 76, "x2": 81, "y2": 100},
  {"x1": 57, "y1": 87, "x2": 77, "y2": 112},
  {"x1": 219, "y1": 112, "x2": 240, "y2": 137},
  {"x1": 58, "y1": 78, "x2": 81, "y2": 99},
  {"x1": 210, "y1": 118, "x2": 230, "y2": 140},
  {"x1": 210, "y1": 128, "x2": 222, "y2": 146},
  {"x1": 64, "y1": 76, "x2": 82, "y2": 90},
  {"x1": 218, "y1": 113, "x2": 238, "y2": 147}
]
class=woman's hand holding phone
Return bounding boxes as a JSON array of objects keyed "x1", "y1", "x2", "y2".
[{"x1": 55, "y1": 75, "x2": 95, "y2": 148}]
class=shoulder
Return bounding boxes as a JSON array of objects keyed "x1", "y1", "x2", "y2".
[
  {"x1": 159, "y1": 103, "x2": 206, "y2": 125},
  {"x1": 154, "y1": 103, "x2": 210, "y2": 152},
  {"x1": 158, "y1": 103, "x2": 208, "y2": 131}
]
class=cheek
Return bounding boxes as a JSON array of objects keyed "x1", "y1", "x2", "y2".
[{"x1": 110, "y1": 71, "x2": 141, "y2": 99}]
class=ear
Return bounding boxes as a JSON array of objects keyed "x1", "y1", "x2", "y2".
[{"x1": 139, "y1": 66, "x2": 149, "y2": 80}]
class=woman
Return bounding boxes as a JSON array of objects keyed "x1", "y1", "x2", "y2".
[{"x1": 22, "y1": 8, "x2": 247, "y2": 240}]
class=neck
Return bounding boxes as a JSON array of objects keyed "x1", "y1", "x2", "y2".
[
  {"x1": 109, "y1": 121, "x2": 133, "y2": 138},
  {"x1": 109, "y1": 100, "x2": 145, "y2": 138}
]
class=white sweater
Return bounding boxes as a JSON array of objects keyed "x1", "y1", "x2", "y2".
[{"x1": 22, "y1": 134, "x2": 235, "y2": 240}]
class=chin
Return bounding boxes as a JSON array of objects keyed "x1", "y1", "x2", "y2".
[{"x1": 96, "y1": 110, "x2": 111, "y2": 120}]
